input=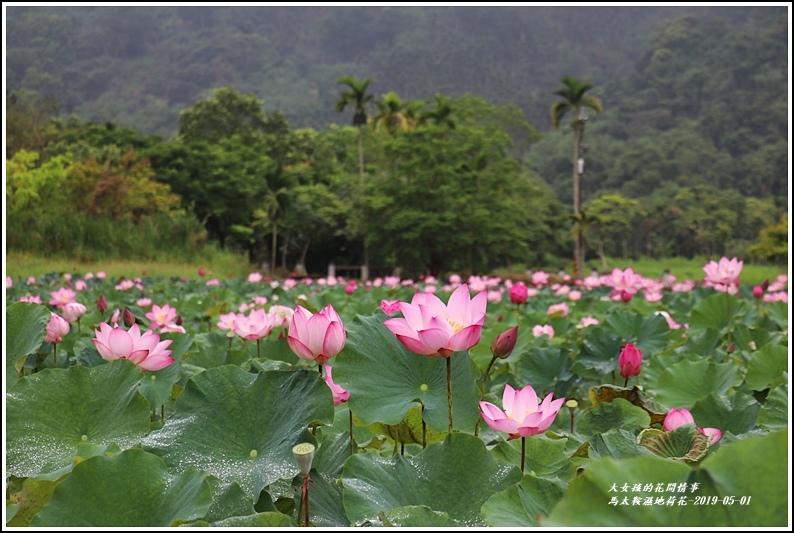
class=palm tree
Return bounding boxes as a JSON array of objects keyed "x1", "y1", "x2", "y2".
[
  {"x1": 550, "y1": 75, "x2": 603, "y2": 279},
  {"x1": 334, "y1": 75, "x2": 375, "y2": 184},
  {"x1": 419, "y1": 93, "x2": 457, "y2": 130},
  {"x1": 372, "y1": 91, "x2": 424, "y2": 135}
]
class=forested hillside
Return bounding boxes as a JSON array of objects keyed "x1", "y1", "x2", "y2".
[{"x1": 5, "y1": 6, "x2": 789, "y2": 275}]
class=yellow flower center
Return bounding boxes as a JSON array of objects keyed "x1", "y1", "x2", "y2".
[{"x1": 447, "y1": 318, "x2": 465, "y2": 333}]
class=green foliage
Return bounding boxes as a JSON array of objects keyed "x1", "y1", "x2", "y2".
[
  {"x1": 31, "y1": 449, "x2": 213, "y2": 527},
  {"x1": 747, "y1": 213, "x2": 788, "y2": 264},
  {"x1": 143, "y1": 367, "x2": 334, "y2": 499},
  {"x1": 6, "y1": 360, "x2": 151, "y2": 479},
  {"x1": 341, "y1": 433, "x2": 522, "y2": 526}
]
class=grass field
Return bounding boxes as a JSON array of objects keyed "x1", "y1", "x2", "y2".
[{"x1": 4, "y1": 251, "x2": 787, "y2": 287}]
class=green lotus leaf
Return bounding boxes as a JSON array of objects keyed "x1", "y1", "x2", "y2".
[
  {"x1": 6, "y1": 359, "x2": 150, "y2": 478},
  {"x1": 654, "y1": 359, "x2": 742, "y2": 408},
  {"x1": 542, "y1": 454, "x2": 693, "y2": 526},
  {"x1": 341, "y1": 433, "x2": 521, "y2": 526},
  {"x1": 6, "y1": 477, "x2": 60, "y2": 527},
  {"x1": 757, "y1": 384, "x2": 787, "y2": 430},
  {"x1": 574, "y1": 326, "x2": 622, "y2": 377},
  {"x1": 687, "y1": 293, "x2": 748, "y2": 332},
  {"x1": 689, "y1": 391, "x2": 760, "y2": 435},
  {"x1": 137, "y1": 357, "x2": 182, "y2": 410},
  {"x1": 576, "y1": 398, "x2": 651, "y2": 436},
  {"x1": 31, "y1": 449, "x2": 212, "y2": 527},
  {"x1": 744, "y1": 344, "x2": 788, "y2": 391},
  {"x1": 379, "y1": 505, "x2": 454, "y2": 527},
  {"x1": 637, "y1": 424, "x2": 710, "y2": 462},
  {"x1": 604, "y1": 310, "x2": 670, "y2": 355},
  {"x1": 482, "y1": 473, "x2": 567, "y2": 526},
  {"x1": 6, "y1": 302, "x2": 52, "y2": 389},
  {"x1": 588, "y1": 429, "x2": 655, "y2": 460},
  {"x1": 143, "y1": 366, "x2": 333, "y2": 498},
  {"x1": 588, "y1": 385, "x2": 667, "y2": 426},
  {"x1": 366, "y1": 403, "x2": 448, "y2": 448},
  {"x1": 513, "y1": 346, "x2": 572, "y2": 395},
  {"x1": 730, "y1": 324, "x2": 773, "y2": 351},
  {"x1": 200, "y1": 477, "x2": 257, "y2": 524},
  {"x1": 489, "y1": 434, "x2": 576, "y2": 481},
  {"x1": 763, "y1": 301, "x2": 787, "y2": 331},
  {"x1": 206, "y1": 512, "x2": 298, "y2": 527},
  {"x1": 548, "y1": 430, "x2": 788, "y2": 526},
  {"x1": 333, "y1": 314, "x2": 480, "y2": 433}
]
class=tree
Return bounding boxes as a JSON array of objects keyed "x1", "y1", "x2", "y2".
[
  {"x1": 178, "y1": 87, "x2": 268, "y2": 145},
  {"x1": 550, "y1": 75, "x2": 603, "y2": 279},
  {"x1": 334, "y1": 75, "x2": 375, "y2": 183},
  {"x1": 334, "y1": 75, "x2": 376, "y2": 277},
  {"x1": 419, "y1": 93, "x2": 457, "y2": 130},
  {"x1": 372, "y1": 91, "x2": 424, "y2": 135}
]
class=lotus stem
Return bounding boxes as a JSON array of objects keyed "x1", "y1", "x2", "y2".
[
  {"x1": 521, "y1": 436, "x2": 526, "y2": 473},
  {"x1": 422, "y1": 402, "x2": 427, "y2": 448},
  {"x1": 349, "y1": 409, "x2": 354, "y2": 456},
  {"x1": 446, "y1": 356, "x2": 453, "y2": 434},
  {"x1": 475, "y1": 355, "x2": 498, "y2": 437},
  {"x1": 53, "y1": 343, "x2": 57, "y2": 369},
  {"x1": 624, "y1": 377, "x2": 628, "y2": 387},
  {"x1": 256, "y1": 339, "x2": 261, "y2": 359},
  {"x1": 297, "y1": 473, "x2": 313, "y2": 527},
  {"x1": 726, "y1": 292, "x2": 732, "y2": 346}
]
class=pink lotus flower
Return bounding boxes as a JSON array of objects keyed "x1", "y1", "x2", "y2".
[
  {"x1": 702, "y1": 256, "x2": 743, "y2": 288},
  {"x1": 380, "y1": 299, "x2": 402, "y2": 315},
  {"x1": 531, "y1": 271, "x2": 550, "y2": 287},
  {"x1": 480, "y1": 384, "x2": 565, "y2": 440},
  {"x1": 532, "y1": 324, "x2": 555, "y2": 339},
  {"x1": 324, "y1": 366, "x2": 350, "y2": 406},
  {"x1": 763, "y1": 291, "x2": 788, "y2": 303},
  {"x1": 509, "y1": 283, "x2": 529, "y2": 304},
  {"x1": 618, "y1": 343, "x2": 642, "y2": 379},
  {"x1": 287, "y1": 304, "x2": 346, "y2": 365},
  {"x1": 49, "y1": 287, "x2": 77, "y2": 309},
  {"x1": 206, "y1": 279, "x2": 221, "y2": 287},
  {"x1": 45, "y1": 313, "x2": 70, "y2": 344},
  {"x1": 547, "y1": 302, "x2": 569, "y2": 318},
  {"x1": 579, "y1": 316, "x2": 600, "y2": 328},
  {"x1": 137, "y1": 298, "x2": 153, "y2": 308},
  {"x1": 146, "y1": 304, "x2": 179, "y2": 331},
  {"x1": 383, "y1": 284, "x2": 487, "y2": 358},
  {"x1": 6, "y1": 276, "x2": 13, "y2": 289},
  {"x1": 216, "y1": 312, "x2": 238, "y2": 331},
  {"x1": 568, "y1": 290, "x2": 582, "y2": 301},
  {"x1": 268, "y1": 305, "x2": 295, "y2": 328},
  {"x1": 61, "y1": 302, "x2": 87, "y2": 323},
  {"x1": 606, "y1": 267, "x2": 642, "y2": 300},
  {"x1": 115, "y1": 279, "x2": 135, "y2": 291},
  {"x1": 92, "y1": 323, "x2": 174, "y2": 371},
  {"x1": 234, "y1": 308, "x2": 275, "y2": 341},
  {"x1": 19, "y1": 295, "x2": 43, "y2": 304},
  {"x1": 247, "y1": 272, "x2": 264, "y2": 283},
  {"x1": 663, "y1": 407, "x2": 722, "y2": 445}
]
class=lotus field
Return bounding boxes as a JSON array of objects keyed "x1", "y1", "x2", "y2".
[{"x1": 4, "y1": 257, "x2": 789, "y2": 527}]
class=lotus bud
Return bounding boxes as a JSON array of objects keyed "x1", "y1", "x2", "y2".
[
  {"x1": 97, "y1": 294, "x2": 108, "y2": 314},
  {"x1": 491, "y1": 326, "x2": 518, "y2": 359},
  {"x1": 618, "y1": 343, "x2": 643, "y2": 378},
  {"x1": 123, "y1": 308, "x2": 136, "y2": 328}
]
